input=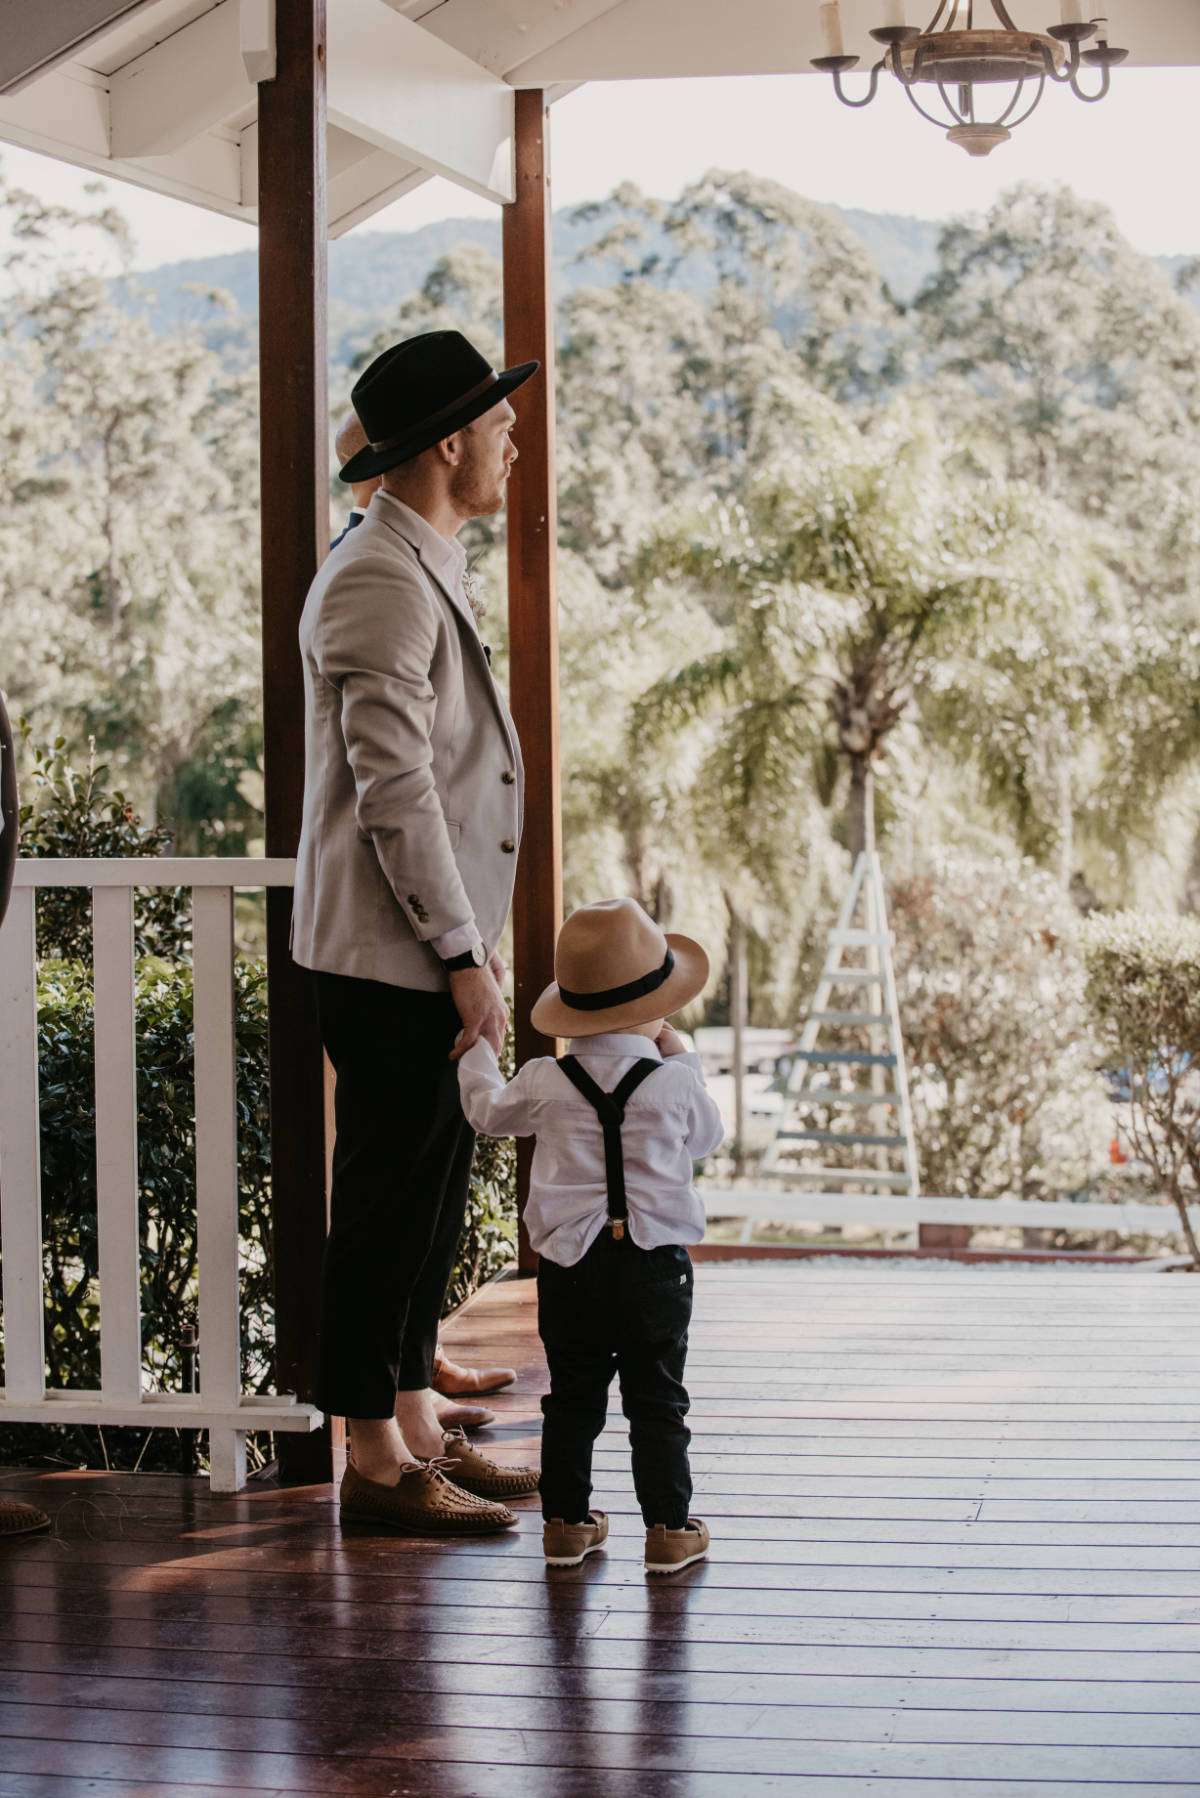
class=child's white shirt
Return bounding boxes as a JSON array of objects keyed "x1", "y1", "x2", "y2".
[{"x1": 457, "y1": 1032, "x2": 726, "y2": 1267}]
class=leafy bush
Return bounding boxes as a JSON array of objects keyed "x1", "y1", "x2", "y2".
[
  {"x1": 17, "y1": 729, "x2": 190, "y2": 959},
  {"x1": 889, "y1": 854, "x2": 1108, "y2": 1201},
  {"x1": 31, "y1": 958, "x2": 273, "y2": 1388},
  {"x1": 1082, "y1": 911, "x2": 1200, "y2": 1267}
]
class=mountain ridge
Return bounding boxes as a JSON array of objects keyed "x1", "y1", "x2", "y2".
[{"x1": 118, "y1": 200, "x2": 1197, "y2": 358}]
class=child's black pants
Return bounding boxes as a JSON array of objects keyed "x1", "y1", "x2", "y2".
[{"x1": 537, "y1": 1231, "x2": 694, "y2": 1529}]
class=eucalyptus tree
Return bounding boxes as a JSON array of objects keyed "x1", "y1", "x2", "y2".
[
  {"x1": 916, "y1": 183, "x2": 1200, "y2": 602},
  {"x1": 555, "y1": 171, "x2": 907, "y2": 582},
  {"x1": 0, "y1": 169, "x2": 261, "y2": 844}
]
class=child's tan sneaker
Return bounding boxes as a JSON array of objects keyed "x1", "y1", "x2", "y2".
[
  {"x1": 645, "y1": 1517, "x2": 710, "y2": 1575},
  {"x1": 543, "y1": 1510, "x2": 609, "y2": 1567}
]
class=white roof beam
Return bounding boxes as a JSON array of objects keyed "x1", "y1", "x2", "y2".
[
  {"x1": 0, "y1": 0, "x2": 155, "y2": 96},
  {"x1": 327, "y1": 0, "x2": 514, "y2": 205},
  {"x1": 109, "y1": 2, "x2": 255, "y2": 160},
  {"x1": 0, "y1": 61, "x2": 244, "y2": 214},
  {"x1": 400, "y1": 0, "x2": 628, "y2": 83}
]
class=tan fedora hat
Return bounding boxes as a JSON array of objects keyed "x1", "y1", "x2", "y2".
[{"x1": 532, "y1": 898, "x2": 709, "y2": 1039}]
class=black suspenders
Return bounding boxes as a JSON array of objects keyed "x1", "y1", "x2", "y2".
[{"x1": 556, "y1": 1055, "x2": 661, "y2": 1240}]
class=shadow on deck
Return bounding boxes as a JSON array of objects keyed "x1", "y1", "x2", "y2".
[{"x1": 1, "y1": 1260, "x2": 1198, "y2": 1796}]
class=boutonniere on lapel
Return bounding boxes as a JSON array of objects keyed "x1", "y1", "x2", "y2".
[{"x1": 463, "y1": 555, "x2": 487, "y2": 624}]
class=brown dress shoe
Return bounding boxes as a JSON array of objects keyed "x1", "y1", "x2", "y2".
[
  {"x1": 0, "y1": 1500, "x2": 50, "y2": 1538},
  {"x1": 439, "y1": 1428, "x2": 540, "y2": 1500},
  {"x1": 433, "y1": 1397, "x2": 496, "y2": 1432},
  {"x1": 432, "y1": 1350, "x2": 516, "y2": 1397},
  {"x1": 339, "y1": 1458, "x2": 517, "y2": 1535}
]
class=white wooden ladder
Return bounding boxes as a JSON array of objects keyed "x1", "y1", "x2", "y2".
[{"x1": 759, "y1": 851, "x2": 919, "y2": 1213}]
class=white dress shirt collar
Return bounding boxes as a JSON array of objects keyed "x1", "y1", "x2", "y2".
[
  {"x1": 375, "y1": 490, "x2": 468, "y2": 597},
  {"x1": 567, "y1": 1033, "x2": 663, "y2": 1062}
]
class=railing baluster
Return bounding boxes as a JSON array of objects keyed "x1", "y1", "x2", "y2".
[
  {"x1": 93, "y1": 885, "x2": 142, "y2": 1405},
  {"x1": 192, "y1": 885, "x2": 245, "y2": 1490},
  {"x1": 0, "y1": 886, "x2": 47, "y2": 1403}
]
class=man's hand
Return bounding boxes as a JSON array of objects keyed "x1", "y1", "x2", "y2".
[
  {"x1": 449, "y1": 964, "x2": 509, "y2": 1060},
  {"x1": 656, "y1": 1023, "x2": 687, "y2": 1057},
  {"x1": 488, "y1": 949, "x2": 507, "y2": 987}
]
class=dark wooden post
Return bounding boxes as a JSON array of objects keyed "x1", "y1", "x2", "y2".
[
  {"x1": 503, "y1": 89, "x2": 561, "y2": 1275},
  {"x1": 257, "y1": 0, "x2": 331, "y2": 1481}
]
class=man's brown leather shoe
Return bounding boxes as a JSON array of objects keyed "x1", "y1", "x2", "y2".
[
  {"x1": 433, "y1": 1397, "x2": 496, "y2": 1432},
  {"x1": 339, "y1": 1458, "x2": 517, "y2": 1534},
  {"x1": 432, "y1": 1350, "x2": 516, "y2": 1397},
  {"x1": 439, "y1": 1428, "x2": 539, "y2": 1499}
]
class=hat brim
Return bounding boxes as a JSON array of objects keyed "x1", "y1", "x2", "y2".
[
  {"x1": 530, "y1": 934, "x2": 710, "y2": 1040},
  {"x1": 339, "y1": 361, "x2": 539, "y2": 483}
]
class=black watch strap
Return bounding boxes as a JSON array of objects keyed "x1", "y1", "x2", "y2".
[{"x1": 442, "y1": 941, "x2": 487, "y2": 972}]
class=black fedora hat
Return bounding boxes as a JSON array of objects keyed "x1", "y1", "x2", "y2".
[{"x1": 339, "y1": 330, "x2": 538, "y2": 483}]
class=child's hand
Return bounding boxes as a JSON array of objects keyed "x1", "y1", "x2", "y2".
[{"x1": 656, "y1": 1023, "x2": 687, "y2": 1057}]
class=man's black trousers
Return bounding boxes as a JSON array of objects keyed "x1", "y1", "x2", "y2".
[
  {"x1": 315, "y1": 972, "x2": 474, "y2": 1419},
  {"x1": 537, "y1": 1232, "x2": 694, "y2": 1530}
]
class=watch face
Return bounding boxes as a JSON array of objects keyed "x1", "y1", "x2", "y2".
[{"x1": 472, "y1": 942, "x2": 488, "y2": 967}]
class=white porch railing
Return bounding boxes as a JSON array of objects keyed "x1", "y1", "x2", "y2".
[
  {"x1": 0, "y1": 858, "x2": 323, "y2": 1491},
  {"x1": 702, "y1": 1187, "x2": 1200, "y2": 1248}
]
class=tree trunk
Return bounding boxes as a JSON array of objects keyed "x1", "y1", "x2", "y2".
[
  {"x1": 848, "y1": 756, "x2": 875, "y2": 859},
  {"x1": 1055, "y1": 755, "x2": 1073, "y2": 891},
  {"x1": 728, "y1": 903, "x2": 747, "y2": 1178},
  {"x1": 1169, "y1": 1184, "x2": 1200, "y2": 1270}
]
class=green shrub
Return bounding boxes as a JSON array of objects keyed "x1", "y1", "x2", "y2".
[
  {"x1": 1082, "y1": 911, "x2": 1200, "y2": 1267},
  {"x1": 17, "y1": 729, "x2": 190, "y2": 960},
  {"x1": 889, "y1": 854, "x2": 1108, "y2": 1201}
]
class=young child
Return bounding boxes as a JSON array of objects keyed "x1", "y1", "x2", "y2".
[{"x1": 457, "y1": 897, "x2": 725, "y2": 1574}]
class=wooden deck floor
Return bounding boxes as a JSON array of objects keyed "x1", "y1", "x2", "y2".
[{"x1": 1, "y1": 1260, "x2": 1199, "y2": 1797}]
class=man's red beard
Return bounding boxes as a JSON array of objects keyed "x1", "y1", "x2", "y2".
[{"x1": 450, "y1": 439, "x2": 507, "y2": 517}]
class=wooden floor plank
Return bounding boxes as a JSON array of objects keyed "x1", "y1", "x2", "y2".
[
  {"x1": 4, "y1": 1260, "x2": 1198, "y2": 1794},
  {"x1": 4, "y1": 1674, "x2": 1200, "y2": 1748},
  {"x1": 5, "y1": 1700, "x2": 1200, "y2": 1783}
]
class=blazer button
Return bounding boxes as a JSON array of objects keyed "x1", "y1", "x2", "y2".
[
  {"x1": 501, "y1": 770, "x2": 516, "y2": 785},
  {"x1": 500, "y1": 838, "x2": 516, "y2": 853}
]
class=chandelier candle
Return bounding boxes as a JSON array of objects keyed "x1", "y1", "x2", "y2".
[
  {"x1": 819, "y1": 1, "x2": 845, "y2": 57},
  {"x1": 1059, "y1": 0, "x2": 1084, "y2": 20},
  {"x1": 881, "y1": 0, "x2": 907, "y2": 23}
]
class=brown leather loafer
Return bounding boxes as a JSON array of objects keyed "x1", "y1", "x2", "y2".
[
  {"x1": 645, "y1": 1517, "x2": 710, "y2": 1575},
  {"x1": 432, "y1": 1351, "x2": 517, "y2": 1397},
  {"x1": 339, "y1": 1458, "x2": 517, "y2": 1535},
  {"x1": 439, "y1": 1428, "x2": 540, "y2": 1500},
  {"x1": 432, "y1": 1398, "x2": 496, "y2": 1432},
  {"x1": 544, "y1": 1511, "x2": 608, "y2": 1567},
  {"x1": 0, "y1": 1499, "x2": 50, "y2": 1538}
]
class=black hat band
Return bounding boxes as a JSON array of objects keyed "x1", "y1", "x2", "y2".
[
  {"x1": 557, "y1": 949, "x2": 676, "y2": 1012},
  {"x1": 368, "y1": 370, "x2": 499, "y2": 453}
]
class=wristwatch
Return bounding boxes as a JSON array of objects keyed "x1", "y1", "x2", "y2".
[{"x1": 441, "y1": 941, "x2": 488, "y2": 972}]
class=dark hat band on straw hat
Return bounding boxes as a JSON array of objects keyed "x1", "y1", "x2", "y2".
[{"x1": 557, "y1": 950, "x2": 676, "y2": 1013}]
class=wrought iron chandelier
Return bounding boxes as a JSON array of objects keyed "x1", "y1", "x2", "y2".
[{"x1": 813, "y1": 2, "x2": 1128, "y2": 156}]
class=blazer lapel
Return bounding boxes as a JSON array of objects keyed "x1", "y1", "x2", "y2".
[{"x1": 395, "y1": 531, "x2": 523, "y2": 771}]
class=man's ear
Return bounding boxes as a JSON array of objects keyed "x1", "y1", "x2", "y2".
[{"x1": 434, "y1": 431, "x2": 463, "y2": 467}]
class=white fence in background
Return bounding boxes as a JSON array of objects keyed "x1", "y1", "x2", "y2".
[
  {"x1": 0, "y1": 859, "x2": 322, "y2": 1491},
  {"x1": 703, "y1": 1187, "x2": 1200, "y2": 1249}
]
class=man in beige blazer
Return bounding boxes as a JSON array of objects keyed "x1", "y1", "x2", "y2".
[{"x1": 293, "y1": 331, "x2": 540, "y2": 1533}]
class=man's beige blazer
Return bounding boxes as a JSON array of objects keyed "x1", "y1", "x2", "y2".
[{"x1": 291, "y1": 493, "x2": 524, "y2": 992}]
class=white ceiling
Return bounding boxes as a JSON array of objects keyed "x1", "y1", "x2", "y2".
[{"x1": 0, "y1": 0, "x2": 1192, "y2": 234}]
